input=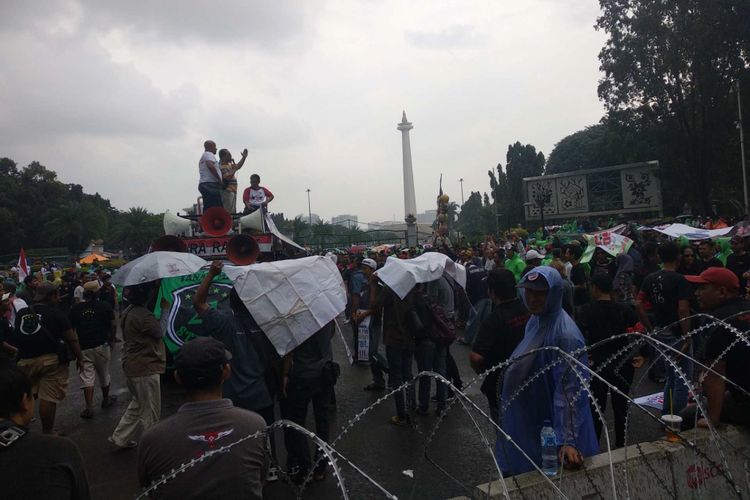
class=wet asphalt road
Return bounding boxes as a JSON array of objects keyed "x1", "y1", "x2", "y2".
[{"x1": 38, "y1": 317, "x2": 664, "y2": 500}]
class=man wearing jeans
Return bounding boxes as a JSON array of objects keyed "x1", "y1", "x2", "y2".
[
  {"x1": 198, "y1": 139, "x2": 223, "y2": 210},
  {"x1": 360, "y1": 282, "x2": 416, "y2": 426},
  {"x1": 109, "y1": 283, "x2": 165, "y2": 449}
]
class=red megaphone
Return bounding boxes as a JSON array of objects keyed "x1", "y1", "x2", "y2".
[
  {"x1": 227, "y1": 234, "x2": 260, "y2": 265},
  {"x1": 199, "y1": 207, "x2": 233, "y2": 237}
]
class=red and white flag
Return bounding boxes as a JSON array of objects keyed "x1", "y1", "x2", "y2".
[{"x1": 16, "y1": 248, "x2": 29, "y2": 281}]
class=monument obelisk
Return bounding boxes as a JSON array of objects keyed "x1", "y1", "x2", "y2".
[{"x1": 397, "y1": 111, "x2": 418, "y2": 247}]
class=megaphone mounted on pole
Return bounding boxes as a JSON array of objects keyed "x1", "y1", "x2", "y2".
[
  {"x1": 163, "y1": 210, "x2": 192, "y2": 236},
  {"x1": 237, "y1": 209, "x2": 265, "y2": 233},
  {"x1": 226, "y1": 234, "x2": 260, "y2": 265},
  {"x1": 199, "y1": 207, "x2": 233, "y2": 237}
]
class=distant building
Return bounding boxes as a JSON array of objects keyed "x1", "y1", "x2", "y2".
[
  {"x1": 332, "y1": 214, "x2": 358, "y2": 228},
  {"x1": 416, "y1": 210, "x2": 437, "y2": 225}
]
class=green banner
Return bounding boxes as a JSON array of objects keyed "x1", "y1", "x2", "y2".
[{"x1": 155, "y1": 270, "x2": 234, "y2": 355}]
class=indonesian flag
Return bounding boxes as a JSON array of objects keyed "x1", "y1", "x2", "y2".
[{"x1": 16, "y1": 248, "x2": 29, "y2": 281}]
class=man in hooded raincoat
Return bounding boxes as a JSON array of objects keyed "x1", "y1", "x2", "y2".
[{"x1": 496, "y1": 266, "x2": 599, "y2": 475}]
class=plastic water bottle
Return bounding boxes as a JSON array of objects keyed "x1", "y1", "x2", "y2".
[{"x1": 540, "y1": 420, "x2": 558, "y2": 477}]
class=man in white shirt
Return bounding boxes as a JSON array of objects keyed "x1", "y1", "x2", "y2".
[{"x1": 198, "y1": 140, "x2": 223, "y2": 210}]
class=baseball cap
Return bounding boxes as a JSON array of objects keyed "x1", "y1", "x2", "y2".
[
  {"x1": 361, "y1": 258, "x2": 377, "y2": 270},
  {"x1": 525, "y1": 249, "x2": 543, "y2": 262},
  {"x1": 83, "y1": 281, "x2": 101, "y2": 293},
  {"x1": 175, "y1": 337, "x2": 232, "y2": 372},
  {"x1": 685, "y1": 267, "x2": 739, "y2": 291},
  {"x1": 33, "y1": 282, "x2": 58, "y2": 302},
  {"x1": 517, "y1": 271, "x2": 550, "y2": 291}
]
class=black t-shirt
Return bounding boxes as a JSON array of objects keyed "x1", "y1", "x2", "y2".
[
  {"x1": 98, "y1": 285, "x2": 116, "y2": 309},
  {"x1": 590, "y1": 260, "x2": 616, "y2": 279},
  {"x1": 704, "y1": 298, "x2": 750, "y2": 405},
  {"x1": 13, "y1": 303, "x2": 72, "y2": 359},
  {"x1": 471, "y1": 298, "x2": 529, "y2": 397},
  {"x1": 726, "y1": 253, "x2": 750, "y2": 291},
  {"x1": 570, "y1": 263, "x2": 589, "y2": 306},
  {"x1": 638, "y1": 270, "x2": 692, "y2": 333},
  {"x1": 465, "y1": 265, "x2": 488, "y2": 305},
  {"x1": 0, "y1": 318, "x2": 12, "y2": 345},
  {"x1": 0, "y1": 424, "x2": 91, "y2": 500},
  {"x1": 577, "y1": 300, "x2": 639, "y2": 367},
  {"x1": 698, "y1": 257, "x2": 724, "y2": 272},
  {"x1": 69, "y1": 299, "x2": 114, "y2": 350}
]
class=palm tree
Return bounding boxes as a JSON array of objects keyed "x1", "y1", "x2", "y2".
[
  {"x1": 45, "y1": 201, "x2": 107, "y2": 252},
  {"x1": 112, "y1": 207, "x2": 163, "y2": 256},
  {"x1": 291, "y1": 216, "x2": 309, "y2": 244}
]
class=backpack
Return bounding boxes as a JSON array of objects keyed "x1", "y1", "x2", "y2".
[{"x1": 429, "y1": 302, "x2": 455, "y2": 345}]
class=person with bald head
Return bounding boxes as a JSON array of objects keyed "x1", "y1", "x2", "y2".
[{"x1": 198, "y1": 139, "x2": 223, "y2": 210}]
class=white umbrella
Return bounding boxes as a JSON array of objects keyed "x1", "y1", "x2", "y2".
[{"x1": 111, "y1": 252, "x2": 208, "y2": 286}]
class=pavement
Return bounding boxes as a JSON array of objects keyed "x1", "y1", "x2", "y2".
[{"x1": 36, "y1": 317, "x2": 664, "y2": 500}]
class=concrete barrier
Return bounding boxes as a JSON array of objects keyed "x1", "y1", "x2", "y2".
[{"x1": 472, "y1": 426, "x2": 750, "y2": 499}]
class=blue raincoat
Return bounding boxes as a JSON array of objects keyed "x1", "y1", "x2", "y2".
[{"x1": 495, "y1": 266, "x2": 599, "y2": 475}]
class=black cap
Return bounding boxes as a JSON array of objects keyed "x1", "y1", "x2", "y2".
[
  {"x1": 175, "y1": 337, "x2": 232, "y2": 373},
  {"x1": 516, "y1": 271, "x2": 550, "y2": 291}
]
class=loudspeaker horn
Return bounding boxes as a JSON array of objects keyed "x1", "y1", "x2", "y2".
[
  {"x1": 163, "y1": 210, "x2": 192, "y2": 236},
  {"x1": 199, "y1": 207, "x2": 233, "y2": 237},
  {"x1": 227, "y1": 234, "x2": 260, "y2": 265},
  {"x1": 238, "y1": 209, "x2": 265, "y2": 232},
  {"x1": 150, "y1": 235, "x2": 188, "y2": 253}
]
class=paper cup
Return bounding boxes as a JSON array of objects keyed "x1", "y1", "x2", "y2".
[{"x1": 661, "y1": 414, "x2": 683, "y2": 442}]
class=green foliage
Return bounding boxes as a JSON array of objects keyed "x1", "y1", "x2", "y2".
[
  {"x1": 0, "y1": 158, "x2": 163, "y2": 257},
  {"x1": 456, "y1": 191, "x2": 495, "y2": 242},
  {"x1": 505, "y1": 142, "x2": 545, "y2": 226},
  {"x1": 110, "y1": 207, "x2": 163, "y2": 257},
  {"x1": 596, "y1": 0, "x2": 750, "y2": 214},
  {"x1": 545, "y1": 122, "x2": 658, "y2": 175}
]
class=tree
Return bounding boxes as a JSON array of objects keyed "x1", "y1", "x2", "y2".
[
  {"x1": 290, "y1": 216, "x2": 309, "y2": 243},
  {"x1": 505, "y1": 142, "x2": 545, "y2": 226},
  {"x1": 111, "y1": 207, "x2": 163, "y2": 256},
  {"x1": 456, "y1": 191, "x2": 488, "y2": 241},
  {"x1": 489, "y1": 163, "x2": 511, "y2": 231},
  {"x1": 44, "y1": 201, "x2": 108, "y2": 252},
  {"x1": 597, "y1": 0, "x2": 750, "y2": 213}
]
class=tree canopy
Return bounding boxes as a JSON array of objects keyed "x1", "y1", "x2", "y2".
[
  {"x1": 0, "y1": 158, "x2": 163, "y2": 260},
  {"x1": 596, "y1": 0, "x2": 750, "y2": 214}
]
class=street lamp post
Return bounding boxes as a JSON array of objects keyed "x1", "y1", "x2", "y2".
[
  {"x1": 737, "y1": 80, "x2": 748, "y2": 218},
  {"x1": 306, "y1": 189, "x2": 312, "y2": 227},
  {"x1": 459, "y1": 178, "x2": 465, "y2": 205}
]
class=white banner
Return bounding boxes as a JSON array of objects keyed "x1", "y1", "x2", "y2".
[
  {"x1": 653, "y1": 223, "x2": 733, "y2": 240},
  {"x1": 375, "y1": 252, "x2": 466, "y2": 300},
  {"x1": 225, "y1": 256, "x2": 346, "y2": 356}
]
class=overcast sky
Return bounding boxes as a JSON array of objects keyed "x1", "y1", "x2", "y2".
[{"x1": 0, "y1": 1, "x2": 606, "y2": 225}]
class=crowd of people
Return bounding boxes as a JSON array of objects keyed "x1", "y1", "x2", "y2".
[
  {"x1": 2, "y1": 216, "x2": 750, "y2": 498},
  {"x1": 336, "y1": 226, "x2": 750, "y2": 474}
]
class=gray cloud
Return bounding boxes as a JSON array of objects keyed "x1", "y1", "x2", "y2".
[
  {"x1": 0, "y1": 32, "x2": 196, "y2": 143},
  {"x1": 79, "y1": 0, "x2": 318, "y2": 50},
  {"x1": 405, "y1": 24, "x2": 487, "y2": 49}
]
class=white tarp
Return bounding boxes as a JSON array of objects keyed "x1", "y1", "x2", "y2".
[
  {"x1": 263, "y1": 212, "x2": 305, "y2": 251},
  {"x1": 224, "y1": 256, "x2": 346, "y2": 356},
  {"x1": 653, "y1": 223, "x2": 733, "y2": 240},
  {"x1": 375, "y1": 252, "x2": 467, "y2": 300}
]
